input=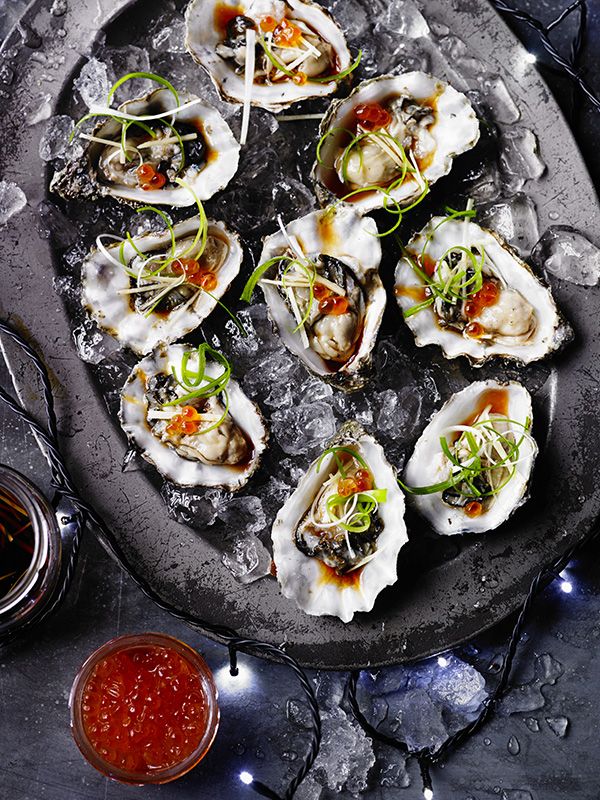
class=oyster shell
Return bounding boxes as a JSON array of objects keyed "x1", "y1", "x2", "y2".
[
  {"x1": 51, "y1": 88, "x2": 240, "y2": 207},
  {"x1": 394, "y1": 213, "x2": 572, "y2": 364},
  {"x1": 120, "y1": 344, "x2": 268, "y2": 490},
  {"x1": 272, "y1": 422, "x2": 408, "y2": 622},
  {"x1": 403, "y1": 380, "x2": 538, "y2": 535},
  {"x1": 255, "y1": 206, "x2": 386, "y2": 390},
  {"x1": 82, "y1": 216, "x2": 243, "y2": 355},
  {"x1": 185, "y1": 0, "x2": 352, "y2": 111},
  {"x1": 313, "y1": 72, "x2": 480, "y2": 214}
]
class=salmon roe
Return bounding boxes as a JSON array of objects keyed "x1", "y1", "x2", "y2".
[
  {"x1": 355, "y1": 468, "x2": 373, "y2": 492},
  {"x1": 259, "y1": 14, "x2": 277, "y2": 32},
  {"x1": 172, "y1": 259, "x2": 218, "y2": 291},
  {"x1": 465, "y1": 500, "x2": 483, "y2": 518},
  {"x1": 318, "y1": 294, "x2": 350, "y2": 315},
  {"x1": 355, "y1": 102, "x2": 392, "y2": 132},
  {"x1": 465, "y1": 321, "x2": 485, "y2": 338},
  {"x1": 70, "y1": 635, "x2": 219, "y2": 783},
  {"x1": 273, "y1": 18, "x2": 303, "y2": 47},
  {"x1": 136, "y1": 164, "x2": 167, "y2": 191},
  {"x1": 464, "y1": 280, "x2": 500, "y2": 319},
  {"x1": 166, "y1": 406, "x2": 202, "y2": 437},
  {"x1": 338, "y1": 476, "x2": 358, "y2": 497}
]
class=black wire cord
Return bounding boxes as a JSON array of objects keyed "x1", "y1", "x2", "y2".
[
  {"x1": 489, "y1": 0, "x2": 599, "y2": 112},
  {"x1": 0, "y1": 320, "x2": 320, "y2": 800}
]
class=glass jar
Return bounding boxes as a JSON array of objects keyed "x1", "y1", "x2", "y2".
[
  {"x1": 0, "y1": 464, "x2": 62, "y2": 637},
  {"x1": 69, "y1": 633, "x2": 220, "y2": 785}
]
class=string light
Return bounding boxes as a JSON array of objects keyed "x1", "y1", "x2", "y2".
[
  {"x1": 424, "y1": 789, "x2": 434, "y2": 800},
  {"x1": 437, "y1": 656, "x2": 449, "y2": 668},
  {"x1": 240, "y1": 771, "x2": 254, "y2": 785},
  {"x1": 216, "y1": 662, "x2": 253, "y2": 691},
  {"x1": 559, "y1": 570, "x2": 573, "y2": 593},
  {"x1": 524, "y1": 51, "x2": 537, "y2": 63}
]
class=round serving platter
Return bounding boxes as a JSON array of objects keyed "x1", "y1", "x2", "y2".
[{"x1": 1, "y1": 0, "x2": 599, "y2": 669}]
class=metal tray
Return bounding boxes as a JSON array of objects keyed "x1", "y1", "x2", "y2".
[{"x1": 1, "y1": 0, "x2": 599, "y2": 668}]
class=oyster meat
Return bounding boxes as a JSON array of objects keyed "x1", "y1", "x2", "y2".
[
  {"x1": 51, "y1": 88, "x2": 240, "y2": 207},
  {"x1": 251, "y1": 206, "x2": 386, "y2": 390},
  {"x1": 185, "y1": 0, "x2": 352, "y2": 111},
  {"x1": 120, "y1": 343, "x2": 268, "y2": 490},
  {"x1": 83, "y1": 216, "x2": 243, "y2": 355},
  {"x1": 272, "y1": 422, "x2": 407, "y2": 622},
  {"x1": 313, "y1": 72, "x2": 480, "y2": 214},
  {"x1": 394, "y1": 212, "x2": 572, "y2": 364},
  {"x1": 403, "y1": 380, "x2": 538, "y2": 535}
]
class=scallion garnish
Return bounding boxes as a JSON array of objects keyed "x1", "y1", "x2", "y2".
[
  {"x1": 310, "y1": 445, "x2": 387, "y2": 535},
  {"x1": 399, "y1": 411, "x2": 535, "y2": 502}
]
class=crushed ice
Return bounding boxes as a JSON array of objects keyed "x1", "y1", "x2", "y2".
[
  {"x1": 0, "y1": 181, "x2": 26, "y2": 226},
  {"x1": 533, "y1": 226, "x2": 600, "y2": 286}
]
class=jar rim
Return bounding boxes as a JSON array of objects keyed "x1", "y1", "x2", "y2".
[
  {"x1": 69, "y1": 632, "x2": 220, "y2": 785},
  {"x1": 0, "y1": 465, "x2": 55, "y2": 615}
]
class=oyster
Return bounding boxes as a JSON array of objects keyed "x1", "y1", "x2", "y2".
[
  {"x1": 248, "y1": 206, "x2": 386, "y2": 390},
  {"x1": 185, "y1": 0, "x2": 353, "y2": 111},
  {"x1": 394, "y1": 212, "x2": 572, "y2": 364},
  {"x1": 272, "y1": 422, "x2": 407, "y2": 622},
  {"x1": 51, "y1": 88, "x2": 239, "y2": 207},
  {"x1": 120, "y1": 343, "x2": 268, "y2": 490},
  {"x1": 82, "y1": 216, "x2": 243, "y2": 355},
  {"x1": 403, "y1": 381, "x2": 538, "y2": 535},
  {"x1": 313, "y1": 73, "x2": 479, "y2": 214}
]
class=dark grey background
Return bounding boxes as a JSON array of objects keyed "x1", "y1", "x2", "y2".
[{"x1": 2, "y1": 0, "x2": 600, "y2": 798}]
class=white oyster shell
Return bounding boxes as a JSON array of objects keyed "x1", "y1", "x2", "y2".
[
  {"x1": 185, "y1": 0, "x2": 351, "y2": 111},
  {"x1": 313, "y1": 72, "x2": 480, "y2": 214},
  {"x1": 82, "y1": 216, "x2": 243, "y2": 355},
  {"x1": 272, "y1": 423, "x2": 407, "y2": 622},
  {"x1": 394, "y1": 215, "x2": 571, "y2": 364},
  {"x1": 120, "y1": 344, "x2": 268, "y2": 490},
  {"x1": 404, "y1": 380, "x2": 538, "y2": 535},
  {"x1": 51, "y1": 88, "x2": 239, "y2": 207},
  {"x1": 257, "y1": 206, "x2": 386, "y2": 390}
]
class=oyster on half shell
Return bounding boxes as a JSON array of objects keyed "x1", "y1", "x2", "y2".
[
  {"x1": 313, "y1": 72, "x2": 479, "y2": 214},
  {"x1": 120, "y1": 344, "x2": 268, "y2": 490},
  {"x1": 403, "y1": 380, "x2": 538, "y2": 535},
  {"x1": 253, "y1": 206, "x2": 386, "y2": 391},
  {"x1": 394, "y1": 213, "x2": 572, "y2": 364},
  {"x1": 272, "y1": 422, "x2": 408, "y2": 622},
  {"x1": 51, "y1": 88, "x2": 240, "y2": 207},
  {"x1": 185, "y1": 0, "x2": 352, "y2": 111},
  {"x1": 82, "y1": 216, "x2": 243, "y2": 355}
]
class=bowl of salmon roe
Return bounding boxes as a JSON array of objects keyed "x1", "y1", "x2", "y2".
[{"x1": 69, "y1": 633, "x2": 219, "y2": 784}]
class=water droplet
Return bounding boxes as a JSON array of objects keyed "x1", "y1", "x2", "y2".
[
  {"x1": 548, "y1": 210, "x2": 560, "y2": 220},
  {"x1": 507, "y1": 734, "x2": 520, "y2": 755},
  {"x1": 484, "y1": 737, "x2": 491, "y2": 746},
  {"x1": 525, "y1": 717, "x2": 540, "y2": 732}
]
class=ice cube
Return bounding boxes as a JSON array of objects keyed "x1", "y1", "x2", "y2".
[
  {"x1": 329, "y1": 0, "x2": 370, "y2": 40},
  {"x1": 374, "y1": 0, "x2": 430, "y2": 38},
  {"x1": 532, "y1": 226, "x2": 600, "y2": 286},
  {"x1": 50, "y1": 0, "x2": 68, "y2": 16},
  {"x1": 499, "y1": 127, "x2": 545, "y2": 192},
  {"x1": 96, "y1": 45, "x2": 152, "y2": 101},
  {"x1": 295, "y1": 707, "x2": 375, "y2": 798},
  {"x1": 545, "y1": 715, "x2": 569, "y2": 738},
  {"x1": 36, "y1": 201, "x2": 78, "y2": 248},
  {"x1": 27, "y1": 93, "x2": 53, "y2": 125},
  {"x1": 72, "y1": 322, "x2": 118, "y2": 364},
  {"x1": 272, "y1": 177, "x2": 317, "y2": 224},
  {"x1": 73, "y1": 57, "x2": 110, "y2": 107},
  {"x1": 477, "y1": 74, "x2": 520, "y2": 123},
  {"x1": 478, "y1": 193, "x2": 539, "y2": 256},
  {"x1": 215, "y1": 495, "x2": 267, "y2": 536},
  {"x1": 0, "y1": 181, "x2": 26, "y2": 226},
  {"x1": 389, "y1": 688, "x2": 448, "y2": 752},
  {"x1": 375, "y1": 387, "x2": 423, "y2": 440},
  {"x1": 39, "y1": 115, "x2": 76, "y2": 161},
  {"x1": 286, "y1": 698, "x2": 313, "y2": 730},
  {"x1": 152, "y1": 19, "x2": 187, "y2": 53},
  {"x1": 221, "y1": 534, "x2": 271, "y2": 583},
  {"x1": 428, "y1": 655, "x2": 487, "y2": 713},
  {"x1": 271, "y1": 399, "x2": 337, "y2": 455},
  {"x1": 502, "y1": 653, "x2": 564, "y2": 715},
  {"x1": 161, "y1": 484, "x2": 218, "y2": 529}
]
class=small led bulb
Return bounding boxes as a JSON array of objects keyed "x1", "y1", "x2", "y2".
[
  {"x1": 424, "y1": 788, "x2": 434, "y2": 800},
  {"x1": 524, "y1": 52, "x2": 537, "y2": 63},
  {"x1": 240, "y1": 771, "x2": 254, "y2": 785}
]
